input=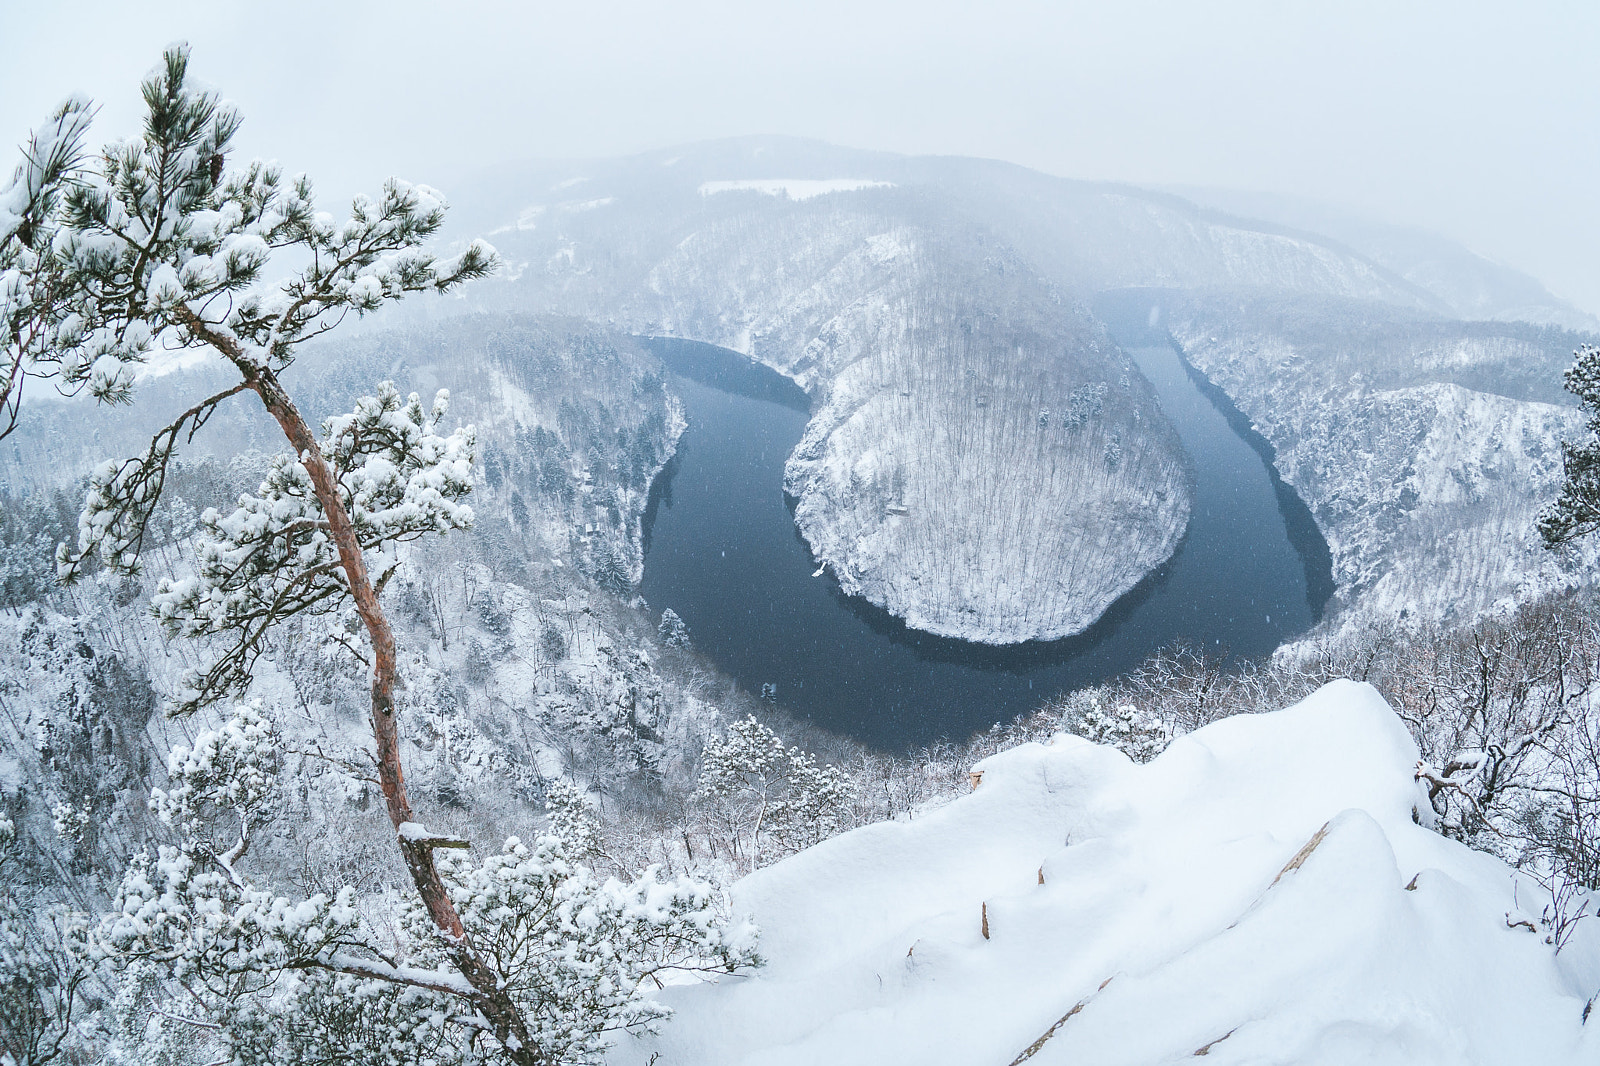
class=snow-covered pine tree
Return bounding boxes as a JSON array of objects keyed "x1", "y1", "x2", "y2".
[
  {"x1": 1540, "y1": 344, "x2": 1600, "y2": 546},
  {"x1": 0, "y1": 95, "x2": 95, "y2": 442},
  {"x1": 1075, "y1": 694, "x2": 1168, "y2": 763},
  {"x1": 587, "y1": 537, "x2": 631, "y2": 594},
  {"x1": 543, "y1": 779, "x2": 600, "y2": 860},
  {"x1": 658, "y1": 607, "x2": 691, "y2": 648},
  {"x1": 10, "y1": 45, "x2": 756, "y2": 1064},
  {"x1": 697, "y1": 716, "x2": 850, "y2": 870}
]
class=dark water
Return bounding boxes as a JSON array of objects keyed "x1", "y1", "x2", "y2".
[{"x1": 638, "y1": 325, "x2": 1331, "y2": 751}]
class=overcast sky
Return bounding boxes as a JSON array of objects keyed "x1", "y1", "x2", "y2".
[{"x1": 5, "y1": 0, "x2": 1597, "y2": 311}]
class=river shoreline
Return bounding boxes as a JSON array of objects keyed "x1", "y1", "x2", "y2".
[{"x1": 636, "y1": 328, "x2": 1332, "y2": 749}]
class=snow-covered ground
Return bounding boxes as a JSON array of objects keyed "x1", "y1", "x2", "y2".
[{"x1": 615, "y1": 681, "x2": 1600, "y2": 1065}]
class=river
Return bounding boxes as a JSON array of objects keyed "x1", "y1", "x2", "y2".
[{"x1": 637, "y1": 319, "x2": 1331, "y2": 750}]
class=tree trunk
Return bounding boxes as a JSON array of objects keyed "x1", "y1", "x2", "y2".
[{"x1": 182, "y1": 325, "x2": 542, "y2": 1062}]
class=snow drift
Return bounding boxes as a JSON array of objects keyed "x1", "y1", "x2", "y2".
[{"x1": 614, "y1": 681, "x2": 1600, "y2": 1065}]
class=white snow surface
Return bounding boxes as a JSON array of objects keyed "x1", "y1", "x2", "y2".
[
  {"x1": 614, "y1": 681, "x2": 1600, "y2": 1065},
  {"x1": 697, "y1": 179, "x2": 895, "y2": 200}
]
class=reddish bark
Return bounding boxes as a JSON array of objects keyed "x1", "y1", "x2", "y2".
[{"x1": 180, "y1": 313, "x2": 541, "y2": 1062}]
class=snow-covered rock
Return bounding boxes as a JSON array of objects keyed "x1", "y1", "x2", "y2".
[{"x1": 615, "y1": 681, "x2": 1600, "y2": 1065}]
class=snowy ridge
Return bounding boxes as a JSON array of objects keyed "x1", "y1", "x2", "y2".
[
  {"x1": 698, "y1": 179, "x2": 894, "y2": 200},
  {"x1": 1110, "y1": 197, "x2": 1418, "y2": 301},
  {"x1": 1166, "y1": 185, "x2": 1600, "y2": 331},
  {"x1": 616, "y1": 681, "x2": 1600, "y2": 1065},
  {"x1": 928, "y1": 171, "x2": 1441, "y2": 313}
]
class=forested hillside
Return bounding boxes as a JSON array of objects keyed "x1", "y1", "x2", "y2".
[
  {"x1": 446, "y1": 149, "x2": 1198, "y2": 643},
  {"x1": 1158, "y1": 294, "x2": 1600, "y2": 633}
]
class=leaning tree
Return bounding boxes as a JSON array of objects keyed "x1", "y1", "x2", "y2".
[{"x1": 2, "y1": 46, "x2": 755, "y2": 1065}]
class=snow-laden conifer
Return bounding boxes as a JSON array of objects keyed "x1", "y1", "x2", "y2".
[
  {"x1": 1540, "y1": 343, "x2": 1600, "y2": 547},
  {"x1": 1075, "y1": 694, "x2": 1168, "y2": 764},
  {"x1": 5, "y1": 45, "x2": 755, "y2": 1064},
  {"x1": 0, "y1": 96, "x2": 96, "y2": 441},
  {"x1": 657, "y1": 607, "x2": 690, "y2": 648},
  {"x1": 147, "y1": 702, "x2": 279, "y2": 862},
  {"x1": 697, "y1": 716, "x2": 851, "y2": 869},
  {"x1": 137, "y1": 384, "x2": 475, "y2": 712}
]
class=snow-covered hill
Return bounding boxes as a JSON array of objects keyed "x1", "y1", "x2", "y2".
[
  {"x1": 1164, "y1": 296, "x2": 1600, "y2": 631},
  {"x1": 452, "y1": 147, "x2": 1196, "y2": 643},
  {"x1": 1166, "y1": 185, "x2": 1599, "y2": 332},
  {"x1": 448, "y1": 137, "x2": 1523, "y2": 321},
  {"x1": 615, "y1": 681, "x2": 1600, "y2": 1065}
]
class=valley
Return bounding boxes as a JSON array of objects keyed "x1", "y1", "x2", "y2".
[
  {"x1": 639, "y1": 332, "x2": 1326, "y2": 747},
  {"x1": 5, "y1": 107, "x2": 1600, "y2": 1065}
]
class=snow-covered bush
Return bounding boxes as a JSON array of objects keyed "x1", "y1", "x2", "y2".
[
  {"x1": 1, "y1": 815, "x2": 104, "y2": 1066},
  {"x1": 545, "y1": 779, "x2": 600, "y2": 860},
  {"x1": 697, "y1": 716, "x2": 851, "y2": 869},
  {"x1": 48, "y1": 801, "x2": 91, "y2": 845},
  {"x1": 1074, "y1": 694, "x2": 1168, "y2": 763},
  {"x1": 419, "y1": 836, "x2": 759, "y2": 1064},
  {"x1": 540, "y1": 624, "x2": 568, "y2": 663},
  {"x1": 90, "y1": 710, "x2": 758, "y2": 1065},
  {"x1": 0, "y1": 902, "x2": 98, "y2": 1066},
  {"x1": 148, "y1": 703, "x2": 279, "y2": 846}
]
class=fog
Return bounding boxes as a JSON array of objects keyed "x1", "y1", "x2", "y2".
[{"x1": 4, "y1": 0, "x2": 1597, "y2": 312}]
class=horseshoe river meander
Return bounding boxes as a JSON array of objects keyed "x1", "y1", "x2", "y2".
[{"x1": 636, "y1": 304, "x2": 1332, "y2": 750}]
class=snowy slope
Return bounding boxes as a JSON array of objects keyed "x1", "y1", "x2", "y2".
[
  {"x1": 1166, "y1": 185, "x2": 1599, "y2": 332},
  {"x1": 613, "y1": 681, "x2": 1600, "y2": 1065},
  {"x1": 1165, "y1": 299, "x2": 1600, "y2": 631}
]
